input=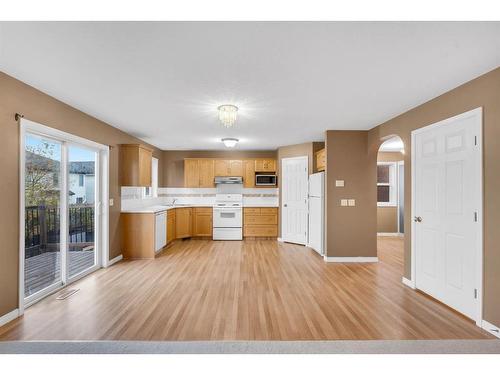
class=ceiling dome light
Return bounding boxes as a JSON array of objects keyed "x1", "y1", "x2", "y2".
[
  {"x1": 221, "y1": 138, "x2": 239, "y2": 148},
  {"x1": 218, "y1": 104, "x2": 238, "y2": 127}
]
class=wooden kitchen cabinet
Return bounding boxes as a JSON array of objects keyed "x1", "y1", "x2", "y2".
[
  {"x1": 214, "y1": 159, "x2": 243, "y2": 177},
  {"x1": 243, "y1": 207, "x2": 278, "y2": 237},
  {"x1": 198, "y1": 159, "x2": 215, "y2": 187},
  {"x1": 167, "y1": 209, "x2": 176, "y2": 243},
  {"x1": 121, "y1": 213, "x2": 157, "y2": 259},
  {"x1": 192, "y1": 207, "x2": 213, "y2": 237},
  {"x1": 184, "y1": 159, "x2": 215, "y2": 188},
  {"x1": 255, "y1": 159, "x2": 276, "y2": 173},
  {"x1": 175, "y1": 207, "x2": 192, "y2": 239},
  {"x1": 184, "y1": 159, "x2": 200, "y2": 188},
  {"x1": 243, "y1": 159, "x2": 255, "y2": 188},
  {"x1": 214, "y1": 160, "x2": 230, "y2": 176},
  {"x1": 120, "y1": 144, "x2": 153, "y2": 186},
  {"x1": 316, "y1": 148, "x2": 326, "y2": 172},
  {"x1": 229, "y1": 160, "x2": 243, "y2": 176}
]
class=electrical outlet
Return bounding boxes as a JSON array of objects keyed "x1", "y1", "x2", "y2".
[
  {"x1": 340, "y1": 199, "x2": 348, "y2": 206},
  {"x1": 109, "y1": 198, "x2": 114, "y2": 206},
  {"x1": 335, "y1": 180, "x2": 345, "y2": 187},
  {"x1": 348, "y1": 199, "x2": 356, "y2": 206}
]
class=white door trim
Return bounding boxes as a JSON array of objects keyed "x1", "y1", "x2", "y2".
[
  {"x1": 19, "y1": 118, "x2": 109, "y2": 314},
  {"x1": 410, "y1": 107, "x2": 483, "y2": 325},
  {"x1": 281, "y1": 155, "x2": 309, "y2": 244}
]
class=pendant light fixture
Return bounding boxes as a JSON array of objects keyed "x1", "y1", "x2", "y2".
[{"x1": 218, "y1": 104, "x2": 238, "y2": 128}]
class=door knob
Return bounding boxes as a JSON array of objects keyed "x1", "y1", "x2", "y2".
[
  {"x1": 284, "y1": 204, "x2": 288, "y2": 207},
  {"x1": 414, "y1": 216, "x2": 422, "y2": 223}
]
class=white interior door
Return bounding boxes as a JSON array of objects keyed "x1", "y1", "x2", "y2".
[
  {"x1": 281, "y1": 156, "x2": 308, "y2": 245},
  {"x1": 413, "y1": 108, "x2": 482, "y2": 321}
]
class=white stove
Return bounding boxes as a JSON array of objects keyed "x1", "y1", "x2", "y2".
[{"x1": 213, "y1": 194, "x2": 243, "y2": 240}]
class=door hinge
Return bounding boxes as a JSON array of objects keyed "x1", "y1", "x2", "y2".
[
  {"x1": 474, "y1": 211, "x2": 478, "y2": 222},
  {"x1": 474, "y1": 289, "x2": 478, "y2": 299}
]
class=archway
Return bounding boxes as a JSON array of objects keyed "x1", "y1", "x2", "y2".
[{"x1": 376, "y1": 136, "x2": 405, "y2": 271}]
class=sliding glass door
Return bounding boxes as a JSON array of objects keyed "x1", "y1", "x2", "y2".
[
  {"x1": 22, "y1": 123, "x2": 106, "y2": 307},
  {"x1": 67, "y1": 145, "x2": 99, "y2": 280},
  {"x1": 24, "y1": 134, "x2": 63, "y2": 298}
]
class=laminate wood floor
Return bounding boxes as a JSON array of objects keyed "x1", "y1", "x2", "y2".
[{"x1": 0, "y1": 237, "x2": 492, "y2": 340}]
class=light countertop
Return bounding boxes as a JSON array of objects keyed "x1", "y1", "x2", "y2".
[{"x1": 121, "y1": 203, "x2": 278, "y2": 214}]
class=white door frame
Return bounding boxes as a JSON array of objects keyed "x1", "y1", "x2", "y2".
[
  {"x1": 19, "y1": 118, "x2": 109, "y2": 314},
  {"x1": 410, "y1": 107, "x2": 483, "y2": 325},
  {"x1": 281, "y1": 155, "x2": 309, "y2": 244},
  {"x1": 397, "y1": 160, "x2": 404, "y2": 235}
]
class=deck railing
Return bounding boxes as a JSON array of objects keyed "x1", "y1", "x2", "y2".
[{"x1": 25, "y1": 204, "x2": 94, "y2": 258}]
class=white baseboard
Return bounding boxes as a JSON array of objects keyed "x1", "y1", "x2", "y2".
[
  {"x1": 324, "y1": 256, "x2": 378, "y2": 263},
  {"x1": 106, "y1": 254, "x2": 123, "y2": 267},
  {"x1": 481, "y1": 320, "x2": 500, "y2": 339},
  {"x1": 277, "y1": 237, "x2": 284, "y2": 242},
  {"x1": 0, "y1": 308, "x2": 19, "y2": 327},
  {"x1": 377, "y1": 232, "x2": 403, "y2": 237},
  {"x1": 402, "y1": 277, "x2": 416, "y2": 289}
]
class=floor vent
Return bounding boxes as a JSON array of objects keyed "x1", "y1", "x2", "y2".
[{"x1": 56, "y1": 289, "x2": 79, "y2": 300}]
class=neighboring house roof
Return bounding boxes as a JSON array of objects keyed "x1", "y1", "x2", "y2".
[{"x1": 69, "y1": 161, "x2": 94, "y2": 175}]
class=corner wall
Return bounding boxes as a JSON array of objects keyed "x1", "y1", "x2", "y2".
[
  {"x1": 0, "y1": 72, "x2": 162, "y2": 317},
  {"x1": 368, "y1": 66, "x2": 500, "y2": 327},
  {"x1": 325, "y1": 131, "x2": 377, "y2": 258}
]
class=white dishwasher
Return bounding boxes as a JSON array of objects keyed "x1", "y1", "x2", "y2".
[{"x1": 155, "y1": 211, "x2": 167, "y2": 252}]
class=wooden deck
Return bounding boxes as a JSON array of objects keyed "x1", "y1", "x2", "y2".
[
  {"x1": 25, "y1": 251, "x2": 95, "y2": 296},
  {"x1": 1, "y1": 237, "x2": 492, "y2": 341}
]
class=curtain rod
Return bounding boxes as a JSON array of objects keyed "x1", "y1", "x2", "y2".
[{"x1": 14, "y1": 112, "x2": 113, "y2": 148}]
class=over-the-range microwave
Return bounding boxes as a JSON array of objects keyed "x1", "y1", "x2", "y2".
[{"x1": 255, "y1": 173, "x2": 277, "y2": 186}]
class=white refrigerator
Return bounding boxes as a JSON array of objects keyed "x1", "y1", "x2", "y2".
[{"x1": 308, "y1": 172, "x2": 324, "y2": 255}]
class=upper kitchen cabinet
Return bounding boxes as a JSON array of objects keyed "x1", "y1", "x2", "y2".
[
  {"x1": 184, "y1": 159, "x2": 200, "y2": 188},
  {"x1": 214, "y1": 159, "x2": 243, "y2": 177},
  {"x1": 184, "y1": 159, "x2": 215, "y2": 188},
  {"x1": 229, "y1": 160, "x2": 243, "y2": 176},
  {"x1": 120, "y1": 144, "x2": 153, "y2": 187},
  {"x1": 243, "y1": 159, "x2": 255, "y2": 188},
  {"x1": 315, "y1": 148, "x2": 326, "y2": 172},
  {"x1": 198, "y1": 159, "x2": 215, "y2": 187},
  {"x1": 255, "y1": 159, "x2": 276, "y2": 172}
]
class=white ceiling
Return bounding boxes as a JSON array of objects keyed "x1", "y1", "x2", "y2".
[{"x1": 1, "y1": 22, "x2": 499, "y2": 150}]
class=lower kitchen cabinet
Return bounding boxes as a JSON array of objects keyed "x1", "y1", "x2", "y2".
[
  {"x1": 175, "y1": 207, "x2": 193, "y2": 239},
  {"x1": 192, "y1": 207, "x2": 213, "y2": 237},
  {"x1": 167, "y1": 209, "x2": 176, "y2": 243},
  {"x1": 122, "y1": 213, "x2": 162, "y2": 259},
  {"x1": 243, "y1": 207, "x2": 278, "y2": 237}
]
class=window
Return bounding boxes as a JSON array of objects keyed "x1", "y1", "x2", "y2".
[
  {"x1": 79, "y1": 174, "x2": 84, "y2": 186},
  {"x1": 142, "y1": 157, "x2": 159, "y2": 198},
  {"x1": 377, "y1": 162, "x2": 397, "y2": 206}
]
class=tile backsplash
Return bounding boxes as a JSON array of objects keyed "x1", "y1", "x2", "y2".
[{"x1": 121, "y1": 187, "x2": 279, "y2": 210}]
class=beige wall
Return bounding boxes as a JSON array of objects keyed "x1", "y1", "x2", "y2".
[
  {"x1": 0, "y1": 72, "x2": 163, "y2": 317},
  {"x1": 276, "y1": 142, "x2": 324, "y2": 237},
  {"x1": 376, "y1": 151, "x2": 404, "y2": 233},
  {"x1": 377, "y1": 207, "x2": 398, "y2": 233},
  {"x1": 162, "y1": 150, "x2": 277, "y2": 187},
  {"x1": 368, "y1": 66, "x2": 500, "y2": 327},
  {"x1": 325, "y1": 131, "x2": 377, "y2": 258}
]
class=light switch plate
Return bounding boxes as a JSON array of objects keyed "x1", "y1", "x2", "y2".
[
  {"x1": 335, "y1": 180, "x2": 345, "y2": 187},
  {"x1": 340, "y1": 199, "x2": 348, "y2": 206},
  {"x1": 109, "y1": 198, "x2": 114, "y2": 206},
  {"x1": 348, "y1": 199, "x2": 356, "y2": 207}
]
